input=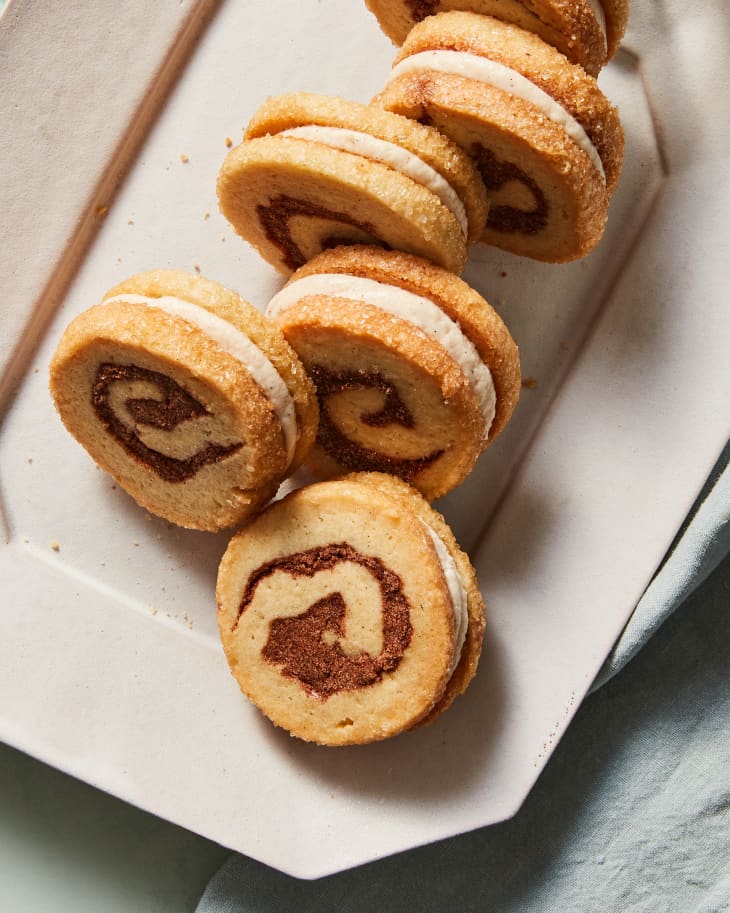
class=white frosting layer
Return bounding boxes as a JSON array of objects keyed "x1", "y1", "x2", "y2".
[
  {"x1": 104, "y1": 293, "x2": 298, "y2": 465},
  {"x1": 422, "y1": 521, "x2": 469, "y2": 678},
  {"x1": 266, "y1": 273, "x2": 496, "y2": 436},
  {"x1": 387, "y1": 50, "x2": 605, "y2": 182},
  {"x1": 280, "y1": 125, "x2": 468, "y2": 238}
]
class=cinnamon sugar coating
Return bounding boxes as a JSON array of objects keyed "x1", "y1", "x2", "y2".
[
  {"x1": 365, "y1": 0, "x2": 629, "y2": 75},
  {"x1": 373, "y1": 12, "x2": 624, "y2": 261},
  {"x1": 269, "y1": 245, "x2": 521, "y2": 499},
  {"x1": 218, "y1": 92, "x2": 489, "y2": 275},
  {"x1": 216, "y1": 473, "x2": 485, "y2": 744}
]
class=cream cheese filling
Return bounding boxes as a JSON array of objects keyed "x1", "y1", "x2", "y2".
[
  {"x1": 266, "y1": 273, "x2": 496, "y2": 437},
  {"x1": 422, "y1": 521, "x2": 469, "y2": 678},
  {"x1": 280, "y1": 125, "x2": 469, "y2": 238},
  {"x1": 387, "y1": 49, "x2": 605, "y2": 182},
  {"x1": 104, "y1": 293, "x2": 298, "y2": 466}
]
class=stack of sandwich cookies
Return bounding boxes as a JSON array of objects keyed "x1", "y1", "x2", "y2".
[
  {"x1": 217, "y1": 92, "x2": 488, "y2": 276},
  {"x1": 216, "y1": 472, "x2": 486, "y2": 745},
  {"x1": 49, "y1": 269, "x2": 318, "y2": 532},
  {"x1": 374, "y1": 11, "x2": 624, "y2": 262},
  {"x1": 266, "y1": 245, "x2": 520, "y2": 501},
  {"x1": 45, "y1": 0, "x2": 634, "y2": 749},
  {"x1": 364, "y1": 0, "x2": 629, "y2": 76}
]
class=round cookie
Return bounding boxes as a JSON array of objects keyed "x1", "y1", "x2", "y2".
[
  {"x1": 49, "y1": 269, "x2": 318, "y2": 531},
  {"x1": 216, "y1": 472, "x2": 486, "y2": 745},
  {"x1": 364, "y1": 0, "x2": 629, "y2": 76},
  {"x1": 374, "y1": 11, "x2": 624, "y2": 262},
  {"x1": 217, "y1": 92, "x2": 488, "y2": 276},
  {"x1": 265, "y1": 245, "x2": 520, "y2": 501}
]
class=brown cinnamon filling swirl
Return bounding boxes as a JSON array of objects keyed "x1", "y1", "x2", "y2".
[
  {"x1": 92, "y1": 363, "x2": 242, "y2": 482},
  {"x1": 235, "y1": 542, "x2": 413, "y2": 697}
]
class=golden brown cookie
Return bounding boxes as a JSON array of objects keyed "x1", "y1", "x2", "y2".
[
  {"x1": 266, "y1": 245, "x2": 520, "y2": 500},
  {"x1": 217, "y1": 92, "x2": 488, "y2": 275},
  {"x1": 599, "y1": 0, "x2": 629, "y2": 62},
  {"x1": 364, "y1": 0, "x2": 629, "y2": 75},
  {"x1": 49, "y1": 269, "x2": 318, "y2": 531},
  {"x1": 374, "y1": 11, "x2": 624, "y2": 262},
  {"x1": 216, "y1": 472, "x2": 486, "y2": 745}
]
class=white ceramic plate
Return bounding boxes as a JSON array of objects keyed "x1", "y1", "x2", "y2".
[{"x1": 1, "y1": 0, "x2": 728, "y2": 879}]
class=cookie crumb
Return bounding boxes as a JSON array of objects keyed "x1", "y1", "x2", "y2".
[
  {"x1": 194, "y1": 262, "x2": 201, "y2": 273},
  {"x1": 50, "y1": 540, "x2": 60, "y2": 552},
  {"x1": 95, "y1": 205, "x2": 108, "y2": 217},
  {"x1": 521, "y1": 377, "x2": 538, "y2": 390},
  {"x1": 180, "y1": 153, "x2": 189, "y2": 164},
  {"x1": 203, "y1": 211, "x2": 210, "y2": 220},
  {"x1": 127, "y1": 217, "x2": 135, "y2": 225},
  {"x1": 225, "y1": 136, "x2": 233, "y2": 147},
  {"x1": 150, "y1": 605, "x2": 158, "y2": 616}
]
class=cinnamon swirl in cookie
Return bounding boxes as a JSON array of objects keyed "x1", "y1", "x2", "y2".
[
  {"x1": 266, "y1": 245, "x2": 520, "y2": 501},
  {"x1": 216, "y1": 472, "x2": 485, "y2": 745},
  {"x1": 216, "y1": 92, "x2": 488, "y2": 275},
  {"x1": 364, "y1": 0, "x2": 629, "y2": 75},
  {"x1": 49, "y1": 269, "x2": 318, "y2": 531},
  {"x1": 374, "y1": 11, "x2": 624, "y2": 262}
]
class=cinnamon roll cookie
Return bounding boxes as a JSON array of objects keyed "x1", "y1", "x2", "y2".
[
  {"x1": 266, "y1": 245, "x2": 520, "y2": 501},
  {"x1": 216, "y1": 472, "x2": 486, "y2": 745},
  {"x1": 49, "y1": 269, "x2": 318, "y2": 531},
  {"x1": 374, "y1": 11, "x2": 624, "y2": 262},
  {"x1": 364, "y1": 0, "x2": 629, "y2": 75},
  {"x1": 216, "y1": 92, "x2": 488, "y2": 275}
]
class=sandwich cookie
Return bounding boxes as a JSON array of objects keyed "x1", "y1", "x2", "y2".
[
  {"x1": 216, "y1": 472, "x2": 486, "y2": 745},
  {"x1": 374, "y1": 11, "x2": 624, "y2": 262},
  {"x1": 266, "y1": 245, "x2": 521, "y2": 501},
  {"x1": 364, "y1": 0, "x2": 629, "y2": 76},
  {"x1": 49, "y1": 269, "x2": 318, "y2": 531},
  {"x1": 217, "y1": 92, "x2": 488, "y2": 276}
]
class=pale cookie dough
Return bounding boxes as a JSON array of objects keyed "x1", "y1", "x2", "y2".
[{"x1": 216, "y1": 472, "x2": 486, "y2": 745}]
